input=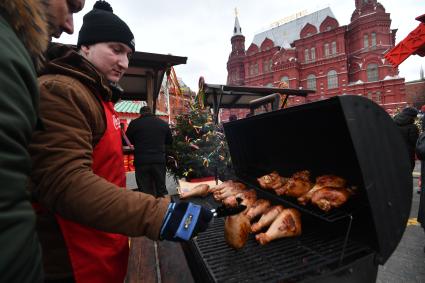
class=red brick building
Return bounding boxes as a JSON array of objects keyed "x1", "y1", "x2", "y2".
[
  {"x1": 226, "y1": 0, "x2": 407, "y2": 119},
  {"x1": 405, "y1": 78, "x2": 425, "y2": 109}
]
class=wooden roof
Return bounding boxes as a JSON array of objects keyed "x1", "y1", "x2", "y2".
[{"x1": 119, "y1": 52, "x2": 187, "y2": 107}]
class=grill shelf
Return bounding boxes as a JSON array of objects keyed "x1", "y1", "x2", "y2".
[
  {"x1": 240, "y1": 177, "x2": 365, "y2": 223},
  {"x1": 187, "y1": 218, "x2": 373, "y2": 283}
]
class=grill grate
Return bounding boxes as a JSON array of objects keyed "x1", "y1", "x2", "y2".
[
  {"x1": 241, "y1": 178, "x2": 365, "y2": 223},
  {"x1": 188, "y1": 218, "x2": 372, "y2": 283}
]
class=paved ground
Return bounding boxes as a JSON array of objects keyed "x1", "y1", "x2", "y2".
[{"x1": 126, "y1": 162, "x2": 425, "y2": 282}]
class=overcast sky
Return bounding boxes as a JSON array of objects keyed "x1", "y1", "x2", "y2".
[{"x1": 57, "y1": 0, "x2": 425, "y2": 91}]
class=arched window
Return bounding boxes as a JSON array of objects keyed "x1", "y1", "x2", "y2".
[
  {"x1": 367, "y1": 63, "x2": 379, "y2": 82},
  {"x1": 371, "y1": 32, "x2": 377, "y2": 47},
  {"x1": 307, "y1": 74, "x2": 316, "y2": 90},
  {"x1": 324, "y1": 43, "x2": 330, "y2": 57},
  {"x1": 304, "y1": 49, "x2": 310, "y2": 62},
  {"x1": 263, "y1": 60, "x2": 269, "y2": 72},
  {"x1": 311, "y1": 47, "x2": 316, "y2": 61},
  {"x1": 331, "y1": 41, "x2": 337, "y2": 54},
  {"x1": 363, "y1": 34, "x2": 369, "y2": 48},
  {"x1": 327, "y1": 70, "x2": 338, "y2": 89}
]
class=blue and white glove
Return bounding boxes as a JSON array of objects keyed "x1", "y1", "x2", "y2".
[{"x1": 159, "y1": 202, "x2": 213, "y2": 241}]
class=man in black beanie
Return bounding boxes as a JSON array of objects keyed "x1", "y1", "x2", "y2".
[
  {"x1": 77, "y1": 0, "x2": 135, "y2": 83},
  {"x1": 77, "y1": 0, "x2": 135, "y2": 53},
  {"x1": 29, "y1": 1, "x2": 212, "y2": 282}
]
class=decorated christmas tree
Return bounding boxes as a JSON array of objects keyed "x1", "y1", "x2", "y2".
[{"x1": 167, "y1": 99, "x2": 233, "y2": 181}]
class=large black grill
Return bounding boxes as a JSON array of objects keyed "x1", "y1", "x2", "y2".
[
  {"x1": 187, "y1": 218, "x2": 372, "y2": 283},
  {"x1": 181, "y1": 96, "x2": 412, "y2": 282}
]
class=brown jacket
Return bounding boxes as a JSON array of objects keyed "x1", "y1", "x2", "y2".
[{"x1": 29, "y1": 45, "x2": 170, "y2": 279}]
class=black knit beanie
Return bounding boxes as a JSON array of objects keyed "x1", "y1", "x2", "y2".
[
  {"x1": 77, "y1": 1, "x2": 135, "y2": 52},
  {"x1": 402, "y1": 107, "x2": 418, "y2": 117}
]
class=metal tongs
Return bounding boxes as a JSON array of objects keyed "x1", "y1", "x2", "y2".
[{"x1": 210, "y1": 197, "x2": 247, "y2": 218}]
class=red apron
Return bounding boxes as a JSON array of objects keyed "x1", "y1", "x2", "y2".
[{"x1": 55, "y1": 100, "x2": 128, "y2": 283}]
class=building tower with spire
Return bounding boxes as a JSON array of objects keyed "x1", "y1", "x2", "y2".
[
  {"x1": 227, "y1": 8, "x2": 245, "y2": 86},
  {"x1": 224, "y1": 0, "x2": 408, "y2": 114}
]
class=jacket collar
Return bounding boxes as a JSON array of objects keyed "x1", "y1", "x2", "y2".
[{"x1": 0, "y1": 0, "x2": 49, "y2": 69}]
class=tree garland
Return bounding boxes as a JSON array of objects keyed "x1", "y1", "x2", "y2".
[{"x1": 166, "y1": 98, "x2": 233, "y2": 181}]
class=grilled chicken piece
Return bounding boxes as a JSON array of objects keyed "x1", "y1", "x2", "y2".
[
  {"x1": 246, "y1": 199, "x2": 271, "y2": 220},
  {"x1": 179, "y1": 184, "x2": 209, "y2": 199},
  {"x1": 213, "y1": 182, "x2": 246, "y2": 201},
  {"x1": 257, "y1": 171, "x2": 278, "y2": 188},
  {"x1": 208, "y1": 180, "x2": 234, "y2": 193},
  {"x1": 275, "y1": 170, "x2": 312, "y2": 197},
  {"x1": 255, "y1": 208, "x2": 302, "y2": 245},
  {"x1": 222, "y1": 195, "x2": 239, "y2": 207},
  {"x1": 251, "y1": 205, "x2": 284, "y2": 233},
  {"x1": 223, "y1": 189, "x2": 257, "y2": 208},
  {"x1": 316, "y1": 175, "x2": 347, "y2": 187},
  {"x1": 311, "y1": 187, "x2": 352, "y2": 211},
  {"x1": 238, "y1": 189, "x2": 257, "y2": 208},
  {"x1": 224, "y1": 212, "x2": 251, "y2": 249},
  {"x1": 298, "y1": 175, "x2": 347, "y2": 205},
  {"x1": 257, "y1": 171, "x2": 287, "y2": 190}
]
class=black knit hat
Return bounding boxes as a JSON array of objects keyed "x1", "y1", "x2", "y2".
[
  {"x1": 402, "y1": 107, "x2": 418, "y2": 117},
  {"x1": 77, "y1": 1, "x2": 135, "y2": 52}
]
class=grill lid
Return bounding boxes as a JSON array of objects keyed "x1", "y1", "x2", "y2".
[{"x1": 223, "y1": 95, "x2": 412, "y2": 264}]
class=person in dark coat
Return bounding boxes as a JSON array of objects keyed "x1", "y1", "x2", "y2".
[
  {"x1": 126, "y1": 106, "x2": 173, "y2": 197},
  {"x1": 394, "y1": 107, "x2": 419, "y2": 171},
  {"x1": 416, "y1": 115, "x2": 425, "y2": 250},
  {"x1": 0, "y1": 0, "x2": 84, "y2": 282}
]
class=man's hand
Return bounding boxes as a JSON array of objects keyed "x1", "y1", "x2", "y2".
[{"x1": 159, "y1": 202, "x2": 213, "y2": 241}]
